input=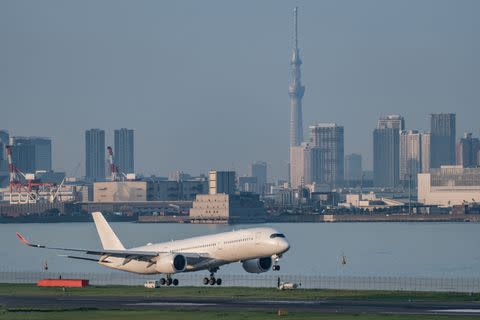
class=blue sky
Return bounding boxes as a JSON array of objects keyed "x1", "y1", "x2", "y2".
[{"x1": 1, "y1": 0, "x2": 479, "y2": 180}]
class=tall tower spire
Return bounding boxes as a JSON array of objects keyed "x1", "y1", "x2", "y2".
[
  {"x1": 289, "y1": 6, "x2": 305, "y2": 147},
  {"x1": 294, "y1": 6, "x2": 298, "y2": 51}
]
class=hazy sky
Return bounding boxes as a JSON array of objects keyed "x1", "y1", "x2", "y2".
[{"x1": 1, "y1": 0, "x2": 479, "y2": 180}]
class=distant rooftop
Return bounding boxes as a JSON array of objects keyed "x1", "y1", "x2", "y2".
[{"x1": 309, "y1": 123, "x2": 341, "y2": 128}]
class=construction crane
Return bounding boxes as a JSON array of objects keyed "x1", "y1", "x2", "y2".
[
  {"x1": 107, "y1": 146, "x2": 120, "y2": 181},
  {"x1": 107, "y1": 146, "x2": 135, "y2": 181},
  {"x1": 5, "y1": 145, "x2": 55, "y2": 204},
  {"x1": 49, "y1": 176, "x2": 66, "y2": 203}
]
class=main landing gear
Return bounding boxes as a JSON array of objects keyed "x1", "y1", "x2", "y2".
[
  {"x1": 203, "y1": 268, "x2": 222, "y2": 286},
  {"x1": 160, "y1": 275, "x2": 179, "y2": 286},
  {"x1": 272, "y1": 254, "x2": 281, "y2": 271}
]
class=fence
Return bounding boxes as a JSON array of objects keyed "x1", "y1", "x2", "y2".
[{"x1": 1, "y1": 271, "x2": 479, "y2": 293}]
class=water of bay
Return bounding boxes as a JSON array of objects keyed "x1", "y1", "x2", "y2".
[{"x1": 1, "y1": 222, "x2": 479, "y2": 278}]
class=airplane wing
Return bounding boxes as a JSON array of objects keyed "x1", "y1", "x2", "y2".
[
  {"x1": 17, "y1": 232, "x2": 214, "y2": 266},
  {"x1": 16, "y1": 232, "x2": 159, "y2": 261}
]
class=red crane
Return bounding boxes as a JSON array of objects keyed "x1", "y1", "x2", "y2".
[{"x1": 5, "y1": 145, "x2": 54, "y2": 204}]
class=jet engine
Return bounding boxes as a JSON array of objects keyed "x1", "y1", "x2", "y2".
[
  {"x1": 155, "y1": 253, "x2": 186, "y2": 274},
  {"x1": 242, "y1": 257, "x2": 272, "y2": 273}
]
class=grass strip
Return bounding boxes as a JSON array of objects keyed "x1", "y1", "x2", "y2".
[{"x1": 0, "y1": 283, "x2": 479, "y2": 302}]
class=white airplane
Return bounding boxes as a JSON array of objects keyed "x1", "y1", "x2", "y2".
[{"x1": 17, "y1": 212, "x2": 290, "y2": 286}]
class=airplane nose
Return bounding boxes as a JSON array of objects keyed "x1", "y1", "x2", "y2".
[{"x1": 279, "y1": 239, "x2": 290, "y2": 253}]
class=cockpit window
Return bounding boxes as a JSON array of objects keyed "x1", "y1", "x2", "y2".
[{"x1": 270, "y1": 233, "x2": 285, "y2": 238}]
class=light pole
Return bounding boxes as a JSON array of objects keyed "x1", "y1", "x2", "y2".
[{"x1": 408, "y1": 173, "x2": 412, "y2": 214}]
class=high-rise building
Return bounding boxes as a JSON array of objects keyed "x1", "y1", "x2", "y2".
[
  {"x1": 249, "y1": 161, "x2": 267, "y2": 195},
  {"x1": 400, "y1": 130, "x2": 423, "y2": 185},
  {"x1": 373, "y1": 115, "x2": 404, "y2": 188},
  {"x1": 421, "y1": 132, "x2": 431, "y2": 173},
  {"x1": 114, "y1": 128, "x2": 134, "y2": 174},
  {"x1": 288, "y1": 7, "x2": 306, "y2": 186},
  {"x1": 9, "y1": 137, "x2": 52, "y2": 173},
  {"x1": 377, "y1": 114, "x2": 405, "y2": 130},
  {"x1": 290, "y1": 143, "x2": 321, "y2": 188},
  {"x1": 344, "y1": 153, "x2": 362, "y2": 184},
  {"x1": 309, "y1": 123, "x2": 344, "y2": 188},
  {"x1": 85, "y1": 129, "x2": 106, "y2": 181},
  {"x1": 456, "y1": 133, "x2": 480, "y2": 168},
  {"x1": 430, "y1": 113, "x2": 456, "y2": 168},
  {"x1": 0, "y1": 130, "x2": 9, "y2": 172}
]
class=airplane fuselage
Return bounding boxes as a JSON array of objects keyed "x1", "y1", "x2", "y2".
[{"x1": 100, "y1": 227, "x2": 289, "y2": 274}]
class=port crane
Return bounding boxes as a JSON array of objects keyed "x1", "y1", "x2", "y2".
[
  {"x1": 5, "y1": 145, "x2": 55, "y2": 204},
  {"x1": 107, "y1": 146, "x2": 135, "y2": 182}
]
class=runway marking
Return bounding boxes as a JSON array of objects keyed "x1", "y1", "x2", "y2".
[
  {"x1": 432, "y1": 309, "x2": 480, "y2": 313},
  {"x1": 128, "y1": 302, "x2": 217, "y2": 306},
  {"x1": 257, "y1": 300, "x2": 318, "y2": 305}
]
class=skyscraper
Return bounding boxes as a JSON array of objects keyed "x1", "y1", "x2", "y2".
[
  {"x1": 0, "y1": 130, "x2": 9, "y2": 172},
  {"x1": 290, "y1": 143, "x2": 321, "y2": 188},
  {"x1": 400, "y1": 130, "x2": 423, "y2": 185},
  {"x1": 309, "y1": 123, "x2": 344, "y2": 188},
  {"x1": 456, "y1": 133, "x2": 480, "y2": 168},
  {"x1": 344, "y1": 153, "x2": 362, "y2": 184},
  {"x1": 289, "y1": 7, "x2": 305, "y2": 148},
  {"x1": 10, "y1": 137, "x2": 52, "y2": 173},
  {"x1": 430, "y1": 113, "x2": 456, "y2": 168},
  {"x1": 377, "y1": 115, "x2": 405, "y2": 130},
  {"x1": 421, "y1": 132, "x2": 431, "y2": 174},
  {"x1": 249, "y1": 161, "x2": 267, "y2": 195},
  {"x1": 114, "y1": 128, "x2": 134, "y2": 174},
  {"x1": 85, "y1": 129, "x2": 105, "y2": 181},
  {"x1": 373, "y1": 115, "x2": 404, "y2": 188}
]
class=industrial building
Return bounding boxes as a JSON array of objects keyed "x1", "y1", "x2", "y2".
[
  {"x1": 238, "y1": 176, "x2": 258, "y2": 193},
  {"x1": 148, "y1": 178, "x2": 208, "y2": 201},
  {"x1": 93, "y1": 181, "x2": 149, "y2": 202},
  {"x1": 341, "y1": 193, "x2": 404, "y2": 211},
  {"x1": 190, "y1": 170, "x2": 266, "y2": 223},
  {"x1": 418, "y1": 166, "x2": 480, "y2": 206},
  {"x1": 189, "y1": 193, "x2": 265, "y2": 223}
]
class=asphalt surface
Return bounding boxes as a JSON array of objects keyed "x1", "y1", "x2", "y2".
[{"x1": 1, "y1": 295, "x2": 480, "y2": 316}]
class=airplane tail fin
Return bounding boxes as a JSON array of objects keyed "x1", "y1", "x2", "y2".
[{"x1": 92, "y1": 212, "x2": 125, "y2": 250}]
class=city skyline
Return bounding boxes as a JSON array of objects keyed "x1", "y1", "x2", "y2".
[{"x1": 1, "y1": 1, "x2": 479, "y2": 179}]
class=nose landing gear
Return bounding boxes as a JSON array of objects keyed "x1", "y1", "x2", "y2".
[
  {"x1": 203, "y1": 268, "x2": 222, "y2": 285},
  {"x1": 272, "y1": 254, "x2": 281, "y2": 271}
]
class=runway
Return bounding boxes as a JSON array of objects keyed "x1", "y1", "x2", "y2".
[{"x1": 2, "y1": 295, "x2": 480, "y2": 316}]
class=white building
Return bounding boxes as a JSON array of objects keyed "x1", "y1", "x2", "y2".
[
  {"x1": 93, "y1": 181, "x2": 148, "y2": 202},
  {"x1": 290, "y1": 143, "x2": 321, "y2": 188},
  {"x1": 189, "y1": 193, "x2": 265, "y2": 222},
  {"x1": 400, "y1": 130, "x2": 431, "y2": 185},
  {"x1": 418, "y1": 166, "x2": 480, "y2": 206}
]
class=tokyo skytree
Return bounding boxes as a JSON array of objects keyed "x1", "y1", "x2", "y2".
[{"x1": 288, "y1": 7, "x2": 305, "y2": 147}]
